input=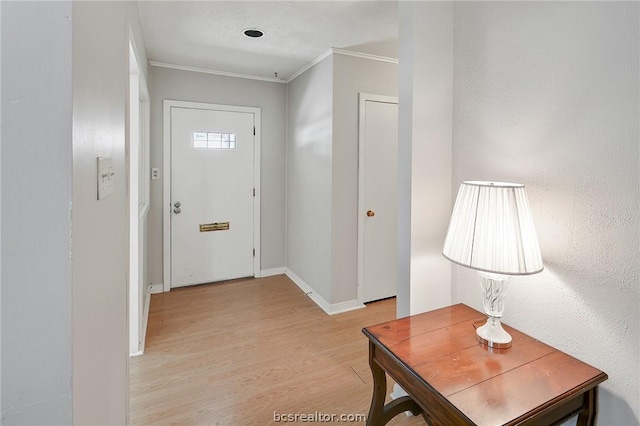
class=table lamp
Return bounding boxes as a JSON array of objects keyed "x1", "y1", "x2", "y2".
[{"x1": 443, "y1": 181, "x2": 543, "y2": 348}]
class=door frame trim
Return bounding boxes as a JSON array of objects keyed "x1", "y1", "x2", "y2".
[
  {"x1": 127, "y1": 24, "x2": 151, "y2": 356},
  {"x1": 357, "y1": 93, "x2": 399, "y2": 305},
  {"x1": 163, "y1": 100, "x2": 261, "y2": 292}
]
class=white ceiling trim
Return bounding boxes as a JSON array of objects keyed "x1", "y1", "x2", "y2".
[
  {"x1": 149, "y1": 61, "x2": 287, "y2": 84},
  {"x1": 149, "y1": 48, "x2": 399, "y2": 85},
  {"x1": 285, "y1": 49, "x2": 334, "y2": 83},
  {"x1": 331, "y1": 48, "x2": 399, "y2": 65},
  {"x1": 286, "y1": 48, "x2": 399, "y2": 83}
]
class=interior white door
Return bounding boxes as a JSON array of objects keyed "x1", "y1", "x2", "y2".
[
  {"x1": 171, "y1": 107, "x2": 255, "y2": 287},
  {"x1": 360, "y1": 98, "x2": 398, "y2": 303}
]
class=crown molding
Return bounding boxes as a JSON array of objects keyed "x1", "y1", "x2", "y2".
[
  {"x1": 149, "y1": 61, "x2": 287, "y2": 84},
  {"x1": 285, "y1": 49, "x2": 334, "y2": 83},
  {"x1": 150, "y1": 48, "x2": 399, "y2": 85},
  {"x1": 286, "y1": 48, "x2": 399, "y2": 83},
  {"x1": 331, "y1": 48, "x2": 399, "y2": 65}
]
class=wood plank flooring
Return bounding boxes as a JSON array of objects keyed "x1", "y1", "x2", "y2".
[{"x1": 130, "y1": 274, "x2": 424, "y2": 425}]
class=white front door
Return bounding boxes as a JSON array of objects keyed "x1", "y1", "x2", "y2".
[
  {"x1": 358, "y1": 95, "x2": 399, "y2": 303},
  {"x1": 170, "y1": 106, "x2": 256, "y2": 288}
]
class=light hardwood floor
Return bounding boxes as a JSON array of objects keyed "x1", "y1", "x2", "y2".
[{"x1": 130, "y1": 274, "x2": 425, "y2": 425}]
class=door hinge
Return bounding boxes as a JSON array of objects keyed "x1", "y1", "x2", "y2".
[
  {"x1": 253, "y1": 188, "x2": 255, "y2": 197},
  {"x1": 253, "y1": 248, "x2": 256, "y2": 257},
  {"x1": 253, "y1": 126, "x2": 256, "y2": 136}
]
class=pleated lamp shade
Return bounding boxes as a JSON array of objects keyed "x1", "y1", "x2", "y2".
[{"x1": 443, "y1": 181, "x2": 543, "y2": 276}]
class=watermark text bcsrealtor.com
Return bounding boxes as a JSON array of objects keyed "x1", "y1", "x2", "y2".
[{"x1": 273, "y1": 411, "x2": 367, "y2": 423}]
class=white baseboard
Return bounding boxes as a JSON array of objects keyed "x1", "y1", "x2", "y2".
[
  {"x1": 330, "y1": 299, "x2": 365, "y2": 315},
  {"x1": 260, "y1": 267, "x2": 286, "y2": 277},
  {"x1": 149, "y1": 283, "x2": 164, "y2": 294},
  {"x1": 131, "y1": 285, "x2": 152, "y2": 358},
  {"x1": 284, "y1": 268, "x2": 365, "y2": 315}
]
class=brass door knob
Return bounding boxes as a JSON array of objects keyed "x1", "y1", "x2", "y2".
[{"x1": 367, "y1": 210, "x2": 375, "y2": 217}]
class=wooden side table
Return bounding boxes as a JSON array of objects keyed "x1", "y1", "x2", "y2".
[{"x1": 362, "y1": 304, "x2": 607, "y2": 426}]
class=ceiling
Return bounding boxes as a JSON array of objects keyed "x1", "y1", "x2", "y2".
[{"x1": 138, "y1": 1, "x2": 399, "y2": 81}]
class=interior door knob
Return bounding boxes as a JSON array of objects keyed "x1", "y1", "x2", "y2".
[
  {"x1": 174, "y1": 208, "x2": 181, "y2": 214},
  {"x1": 174, "y1": 201, "x2": 181, "y2": 208},
  {"x1": 367, "y1": 210, "x2": 375, "y2": 217}
]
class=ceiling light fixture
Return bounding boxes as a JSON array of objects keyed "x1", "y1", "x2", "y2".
[{"x1": 243, "y1": 28, "x2": 264, "y2": 38}]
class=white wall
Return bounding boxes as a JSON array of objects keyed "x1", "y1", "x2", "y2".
[
  {"x1": 397, "y1": 2, "x2": 453, "y2": 318},
  {"x1": 72, "y1": 1, "x2": 149, "y2": 423},
  {"x1": 1, "y1": 2, "x2": 73, "y2": 423},
  {"x1": 286, "y1": 56, "x2": 334, "y2": 302},
  {"x1": 331, "y1": 54, "x2": 398, "y2": 304},
  {"x1": 148, "y1": 66, "x2": 287, "y2": 286},
  {"x1": 452, "y1": 2, "x2": 639, "y2": 424},
  {"x1": 286, "y1": 52, "x2": 397, "y2": 308},
  {"x1": 0, "y1": 1, "x2": 3, "y2": 413}
]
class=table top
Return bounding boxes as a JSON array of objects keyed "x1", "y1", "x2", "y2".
[{"x1": 363, "y1": 304, "x2": 607, "y2": 426}]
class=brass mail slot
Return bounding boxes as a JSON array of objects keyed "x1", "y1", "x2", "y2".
[{"x1": 199, "y1": 222, "x2": 230, "y2": 232}]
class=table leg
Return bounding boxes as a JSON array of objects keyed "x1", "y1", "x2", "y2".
[
  {"x1": 576, "y1": 387, "x2": 598, "y2": 426},
  {"x1": 366, "y1": 342, "x2": 423, "y2": 426},
  {"x1": 367, "y1": 342, "x2": 388, "y2": 426}
]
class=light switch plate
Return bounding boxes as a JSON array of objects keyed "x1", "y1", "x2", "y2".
[{"x1": 97, "y1": 157, "x2": 115, "y2": 200}]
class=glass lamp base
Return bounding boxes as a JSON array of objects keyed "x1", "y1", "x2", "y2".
[
  {"x1": 476, "y1": 317, "x2": 512, "y2": 349},
  {"x1": 476, "y1": 272, "x2": 513, "y2": 349}
]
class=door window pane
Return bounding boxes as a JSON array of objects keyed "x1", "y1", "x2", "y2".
[{"x1": 193, "y1": 131, "x2": 238, "y2": 150}]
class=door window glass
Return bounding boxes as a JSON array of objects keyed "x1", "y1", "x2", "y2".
[{"x1": 193, "y1": 131, "x2": 237, "y2": 150}]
